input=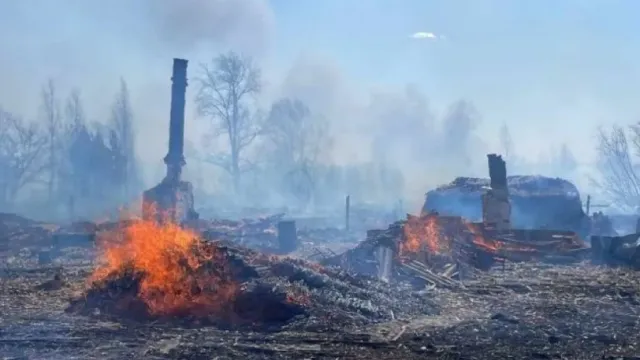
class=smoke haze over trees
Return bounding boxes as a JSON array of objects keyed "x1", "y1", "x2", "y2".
[
  {"x1": 0, "y1": 1, "x2": 639, "y2": 219},
  {"x1": 593, "y1": 124, "x2": 640, "y2": 212},
  {"x1": 195, "y1": 51, "x2": 262, "y2": 194},
  {"x1": 0, "y1": 80, "x2": 142, "y2": 220}
]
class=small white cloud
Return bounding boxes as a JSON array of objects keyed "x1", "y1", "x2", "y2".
[{"x1": 410, "y1": 31, "x2": 443, "y2": 40}]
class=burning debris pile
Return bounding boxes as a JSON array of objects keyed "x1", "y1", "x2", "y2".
[
  {"x1": 322, "y1": 154, "x2": 590, "y2": 286},
  {"x1": 324, "y1": 210, "x2": 590, "y2": 286},
  {"x1": 67, "y1": 215, "x2": 434, "y2": 330}
]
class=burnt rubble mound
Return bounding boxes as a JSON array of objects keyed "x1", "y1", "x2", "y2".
[
  {"x1": 424, "y1": 175, "x2": 589, "y2": 235},
  {"x1": 67, "y1": 240, "x2": 435, "y2": 331}
]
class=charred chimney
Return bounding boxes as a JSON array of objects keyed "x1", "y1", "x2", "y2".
[
  {"x1": 164, "y1": 59, "x2": 188, "y2": 182},
  {"x1": 142, "y1": 58, "x2": 198, "y2": 223},
  {"x1": 482, "y1": 154, "x2": 511, "y2": 231}
]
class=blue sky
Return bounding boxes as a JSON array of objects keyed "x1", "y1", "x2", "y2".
[
  {"x1": 270, "y1": 0, "x2": 640, "y2": 160},
  {"x1": 1, "y1": 0, "x2": 639, "y2": 188}
]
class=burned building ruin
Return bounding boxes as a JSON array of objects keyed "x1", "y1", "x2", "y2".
[
  {"x1": 423, "y1": 165, "x2": 589, "y2": 237},
  {"x1": 142, "y1": 58, "x2": 198, "y2": 223}
]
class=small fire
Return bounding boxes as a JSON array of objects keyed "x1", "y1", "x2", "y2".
[
  {"x1": 400, "y1": 214, "x2": 523, "y2": 257},
  {"x1": 463, "y1": 221, "x2": 501, "y2": 253},
  {"x1": 89, "y1": 206, "x2": 238, "y2": 317},
  {"x1": 401, "y1": 214, "x2": 443, "y2": 255},
  {"x1": 462, "y1": 221, "x2": 538, "y2": 254}
]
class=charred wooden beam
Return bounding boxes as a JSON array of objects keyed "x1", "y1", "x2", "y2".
[{"x1": 400, "y1": 260, "x2": 461, "y2": 288}]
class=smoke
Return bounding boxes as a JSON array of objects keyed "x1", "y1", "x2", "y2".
[
  {"x1": 0, "y1": 1, "x2": 609, "y2": 219},
  {"x1": 275, "y1": 55, "x2": 486, "y2": 209},
  {"x1": 143, "y1": 0, "x2": 274, "y2": 54},
  {"x1": 0, "y1": 0, "x2": 274, "y2": 174}
]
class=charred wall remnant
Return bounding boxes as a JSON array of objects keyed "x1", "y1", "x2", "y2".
[
  {"x1": 143, "y1": 58, "x2": 198, "y2": 223},
  {"x1": 482, "y1": 154, "x2": 511, "y2": 231}
]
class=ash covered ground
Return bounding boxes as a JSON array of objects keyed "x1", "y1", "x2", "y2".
[{"x1": 1, "y1": 214, "x2": 640, "y2": 359}]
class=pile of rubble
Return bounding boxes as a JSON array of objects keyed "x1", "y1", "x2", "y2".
[
  {"x1": 2, "y1": 211, "x2": 640, "y2": 359},
  {"x1": 66, "y1": 218, "x2": 434, "y2": 332},
  {"x1": 2, "y1": 246, "x2": 640, "y2": 359},
  {"x1": 323, "y1": 212, "x2": 591, "y2": 288}
]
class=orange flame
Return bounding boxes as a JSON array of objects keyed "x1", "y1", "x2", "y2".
[
  {"x1": 462, "y1": 221, "x2": 501, "y2": 252},
  {"x1": 401, "y1": 214, "x2": 443, "y2": 255},
  {"x1": 462, "y1": 221, "x2": 538, "y2": 254},
  {"x1": 89, "y1": 206, "x2": 238, "y2": 317}
]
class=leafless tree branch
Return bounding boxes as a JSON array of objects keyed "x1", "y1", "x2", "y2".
[
  {"x1": 263, "y1": 98, "x2": 333, "y2": 205},
  {"x1": 595, "y1": 124, "x2": 640, "y2": 211},
  {"x1": 0, "y1": 109, "x2": 47, "y2": 206},
  {"x1": 195, "y1": 51, "x2": 262, "y2": 193}
]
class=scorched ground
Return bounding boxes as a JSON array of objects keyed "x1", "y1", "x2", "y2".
[{"x1": 1, "y1": 213, "x2": 640, "y2": 359}]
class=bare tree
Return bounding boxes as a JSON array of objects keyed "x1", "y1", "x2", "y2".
[
  {"x1": 40, "y1": 79, "x2": 61, "y2": 203},
  {"x1": 499, "y1": 123, "x2": 513, "y2": 159},
  {"x1": 265, "y1": 98, "x2": 331, "y2": 204},
  {"x1": 65, "y1": 89, "x2": 85, "y2": 128},
  {"x1": 595, "y1": 125, "x2": 640, "y2": 211},
  {"x1": 266, "y1": 98, "x2": 330, "y2": 166},
  {"x1": 195, "y1": 51, "x2": 261, "y2": 193},
  {"x1": 0, "y1": 109, "x2": 47, "y2": 207},
  {"x1": 109, "y1": 79, "x2": 139, "y2": 199},
  {"x1": 57, "y1": 90, "x2": 87, "y2": 205}
]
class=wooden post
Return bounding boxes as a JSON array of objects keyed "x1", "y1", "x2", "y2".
[
  {"x1": 376, "y1": 246, "x2": 393, "y2": 282},
  {"x1": 277, "y1": 220, "x2": 298, "y2": 254},
  {"x1": 345, "y1": 195, "x2": 351, "y2": 231}
]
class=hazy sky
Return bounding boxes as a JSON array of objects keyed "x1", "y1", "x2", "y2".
[
  {"x1": 1, "y1": 0, "x2": 639, "y2": 185},
  {"x1": 268, "y1": 0, "x2": 640, "y2": 160}
]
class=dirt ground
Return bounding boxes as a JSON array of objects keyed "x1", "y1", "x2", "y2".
[{"x1": 1, "y1": 260, "x2": 640, "y2": 360}]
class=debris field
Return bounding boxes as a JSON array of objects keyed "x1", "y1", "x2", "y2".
[{"x1": 1, "y1": 212, "x2": 640, "y2": 359}]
